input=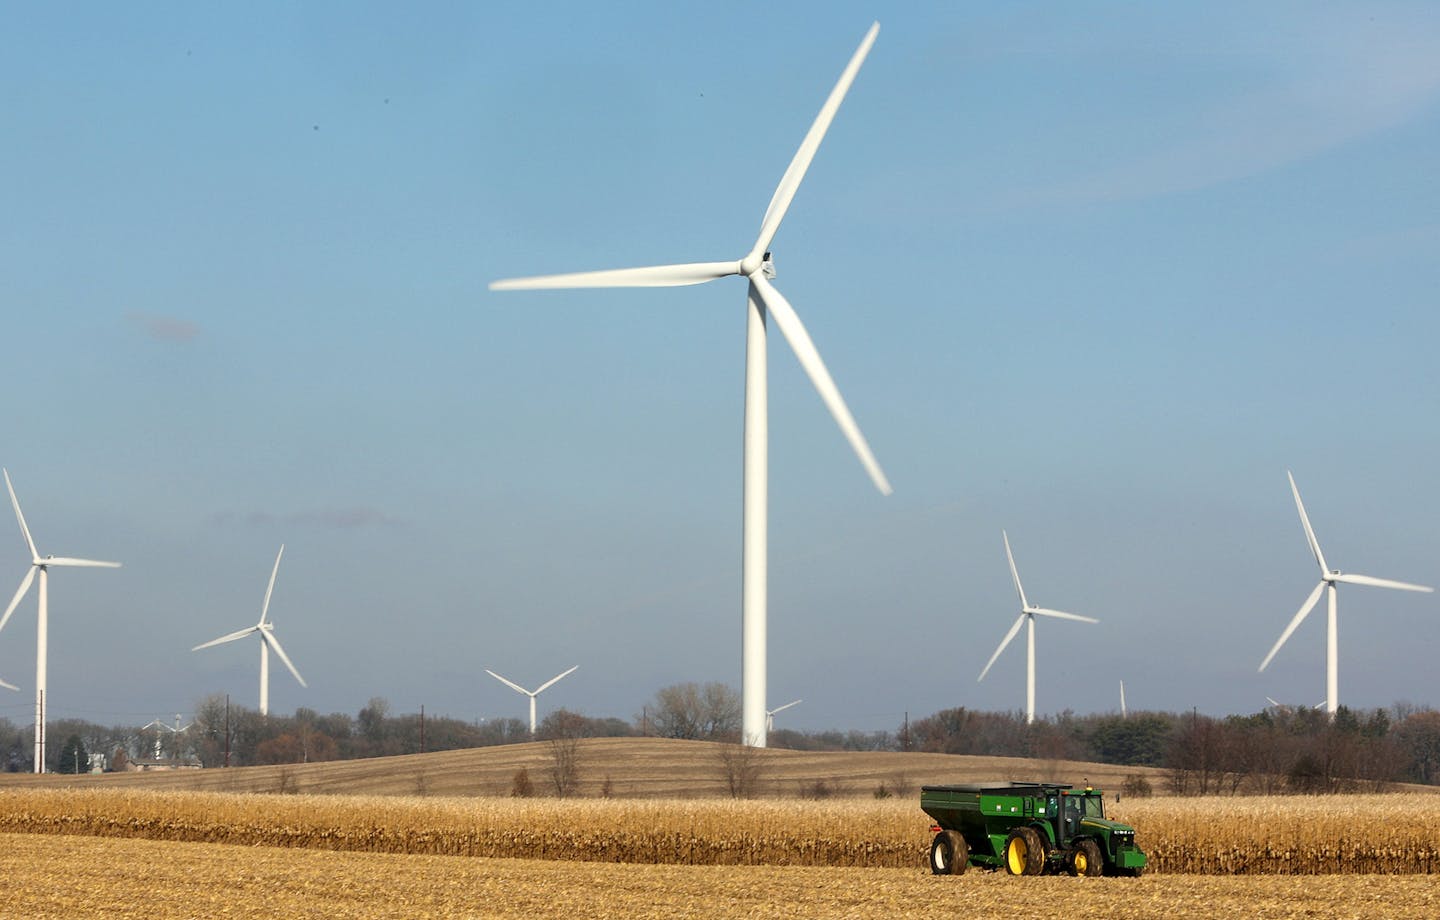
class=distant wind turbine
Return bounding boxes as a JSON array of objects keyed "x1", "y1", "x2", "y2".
[
  {"x1": 490, "y1": 23, "x2": 889, "y2": 748},
  {"x1": 1258, "y1": 472, "x2": 1433, "y2": 714},
  {"x1": 0, "y1": 469, "x2": 121, "y2": 773},
  {"x1": 1119, "y1": 680, "x2": 1127, "y2": 719},
  {"x1": 142, "y1": 713, "x2": 192, "y2": 760},
  {"x1": 486, "y1": 666, "x2": 578, "y2": 735},
  {"x1": 192, "y1": 545, "x2": 307, "y2": 716},
  {"x1": 766, "y1": 698, "x2": 802, "y2": 734},
  {"x1": 978, "y1": 531, "x2": 1099, "y2": 724},
  {"x1": 1265, "y1": 696, "x2": 1325, "y2": 715}
]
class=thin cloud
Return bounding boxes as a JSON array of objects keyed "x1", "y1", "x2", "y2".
[
  {"x1": 210, "y1": 507, "x2": 405, "y2": 531},
  {"x1": 126, "y1": 310, "x2": 201, "y2": 344},
  {"x1": 1043, "y1": 18, "x2": 1440, "y2": 205}
]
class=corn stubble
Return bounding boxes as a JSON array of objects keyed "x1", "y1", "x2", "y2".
[
  {"x1": 4, "y1": 833, "x2": 1438, "y2": 920},
  {"x1": 2, "y1": 789, "x2": 1440, "y2": 873}
]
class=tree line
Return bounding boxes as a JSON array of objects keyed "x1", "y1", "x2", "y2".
[
  {"x1": 5, "y1": 685, "x2": 1440, "y2": 792},
  {"x1": 901, "y1": 703, "x2": 1440, "y2": 793}
]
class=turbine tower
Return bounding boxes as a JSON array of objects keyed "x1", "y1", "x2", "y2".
[
  {"x1": 486, "y1": 666, "x2": 578, "y2": 735},
  {"x1": 766, "y1": 698, "x2": 802, "y2": 734},
  {"x1": 193, "y1": 545, "x2": 307, "y2": 716},
  {"x1": 977, "y1": 531, "x2": 1099, "y2": 724},
  {"x1": 490, "y1": 23, "x2": 890, "y2": 747},
  {"x1": 1258, "y1": 472, "x2": 1433, "y2": 714},
  {"x1": 0, "y1": 469, "x2": 121, "y2": 773}
]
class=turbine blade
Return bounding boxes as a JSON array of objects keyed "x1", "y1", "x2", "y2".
[
  {"x1": 978, "y1": 614, "x2": 1026, "y2": 683},
  {"x1": 770, "y1": 699, "x2": 802, "y2": 715},
  {"x1": 192, "y1": 625, "x2": 259, "y2": 651},
  {"x1": 41, "y1": 557, "x2": 121, "y2": 568},
  {"x1": 751, "y1": 275, "x2": 891, "y2": 495},
  {"x1": 1259, "y1": 581, "x2": 1326, "y2": 672},
  {"x1": 3, "y1": 470, "x2": 39, "y2": 561},
  {"x1": 0, "y1": 676, "x2": 17, "y2": 692},
  {"x1": 1288, "y1": 471, "x2": 1328, "y2": 575},
  {"x1": 260, "y1": 545, "x2": 285, "y2": 625},
  {"x1": 534, "y1": 665, "x2": 579, "y2": 695},
  {"x1": 490, "y1": 261, "x2": 739, "y2": 291},
  {"x1": 485, "y1": 669, "x2": 532, "y2": 696},
  {"x1": 1333, "y1": 572, "x2": 1434, "y2": 593},
  {"x1": 748, "y1": 22, "x2": 879, "y2": 262},
  {"x1": 1002, "y1": 531, "x2": 1029, "y2": 611},
  {"x1": 0, "y1": 568, "x2": 37, "y2": 635},
  {"x1": 1030, "y1": 607, "x2": 1099, "y2": 624},
  {"x1": 262, "y1": 630, "x2": 307, "y2": 688}
]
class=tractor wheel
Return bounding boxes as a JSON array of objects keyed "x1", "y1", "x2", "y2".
[
  {"x1": 929, "y1": 830, "x2": 968, "y2": 875},
  {"x1": 1004, "y1": 827, "x2": 1045, "y2": 876},
  {"x1": 1069, "y1": 839, "x2": 1104, "y2": 878}
]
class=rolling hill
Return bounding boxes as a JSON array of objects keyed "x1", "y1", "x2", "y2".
[{"x1": 0, "y1": 737, "x2": 1167, "y2": 798}]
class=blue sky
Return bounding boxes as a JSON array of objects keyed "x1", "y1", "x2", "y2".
[{"x1": 1, "y1": 3, "x2": 1437, "y2": 734}]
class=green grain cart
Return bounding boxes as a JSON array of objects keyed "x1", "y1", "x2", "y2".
[{"x1": 920, "y1": 781, "x2": 1146, "y2": 877}]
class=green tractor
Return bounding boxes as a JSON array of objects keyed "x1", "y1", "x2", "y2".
[{"x1": 920, "y1": 781, "x2": 1146, "y2": 877}]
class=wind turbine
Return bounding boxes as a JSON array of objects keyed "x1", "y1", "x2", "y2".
[
  {"x1": 490, "y1": 23, "x2": 890, "y2": 748},
  {"x1": 766, "y1": 698, "x2": 802, "y2": 734},
  {"x1": 977, "y1": 531, "x2": 1099, "y2": 724},
  {"x1": 192, "y1": 545, "x2": 307, "y2": 716},
  {"x1": 1119, "y1": 680, "x2": 1126, "y2": 719},
  {"x1": 142, "y1": 714, "x2": 192, "y2": 761},
  {"x1": 485, "y1": 666, "x2": 578, "y2": 735},
  {"x1": 1258, "y1": 472, "x2": 1433, "y2": 714},
  {"x1": 0, "y1": 469, "x2": 121, "y2": 773}
]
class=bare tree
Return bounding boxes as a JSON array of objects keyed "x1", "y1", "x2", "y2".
[
  {"x1": 716, "y1": 742, "x2": 767, "y2": 798},
  {"x1": 540, "y1": 708, "x2": 588, "y2": 797},
  {"x1": 645, "y1": 683, "x2": 741, "y2": 740}
]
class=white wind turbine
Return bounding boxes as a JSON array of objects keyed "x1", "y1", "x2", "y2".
[
  {"x1": 1258, "y1": 472, "x2": 1433, "y2": 714},
  {"x1": 192, "y1": 545, "x2": 307, "y2": 716},
  {"x1": 978, "y1": 531, "x2": 1099, "y2": 724},
  {"x1": 766, "y1": 698, "x2": 802, "y2": 734},
  {"x1": 490, "y1": 23, "x2": 890, "y2": 748},
  {"x1": 0, "y1": 469, "x2": 120, "y2": 773},
  {"x1": 485, "y1": 666, "x2": 578, "y2": 735}
]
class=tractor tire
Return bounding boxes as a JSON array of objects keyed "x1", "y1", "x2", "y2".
[
  {"x1": 1004, "y1": 827, "x2": 1045, "y2": 876},
  {"x1": 929, "y1": 830, "x2": 968, "y2": 875},
  {"x1": 1069, "y1": 839, "x2": 1104, "y2": 878}
]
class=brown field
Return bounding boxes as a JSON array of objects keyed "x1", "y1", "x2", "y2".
[
  {"x1": 0, "y1": 737, "x2": 1173, "y2": 798},
  {"x1": 4, "y1": 786, "x2": 1440, "y2": 874},
  {"x1": 4, "y1": 832, "x2": 1437, "y2": 919},
  {"x1": 6, "y1": 744, "x2": 1440, "y2": 918}
]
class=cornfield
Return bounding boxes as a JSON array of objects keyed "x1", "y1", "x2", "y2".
[
  {"x1": 3, "y1": 788, "x2": 1440, "y2": 873},
  {"x1": 1112, "y1": 796, "x2": 1440, "y2": 874}
]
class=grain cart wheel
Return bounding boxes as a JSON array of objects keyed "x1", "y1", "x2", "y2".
[
  {"x1": 929, "y1": 830, "x2": 969, "y2": 875},
  {"x1": 1004, "y1": 827, "x2": 1045, "y2": 876},
  {"x1": 1069, "y1": 839, "x2": 1104, "y2": 878}
]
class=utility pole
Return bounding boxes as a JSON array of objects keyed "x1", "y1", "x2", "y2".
[{"x1": 224, "y1": 695, "x2": 231, "y2": 768}]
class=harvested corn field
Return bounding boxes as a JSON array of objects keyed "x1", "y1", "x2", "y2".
[
  {"x1": 4, "y1": 832, "x2": 1437, "y2": 920},
  {"x1": 5, "y1": 788, "x2": 1440, "y2": 874}
]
